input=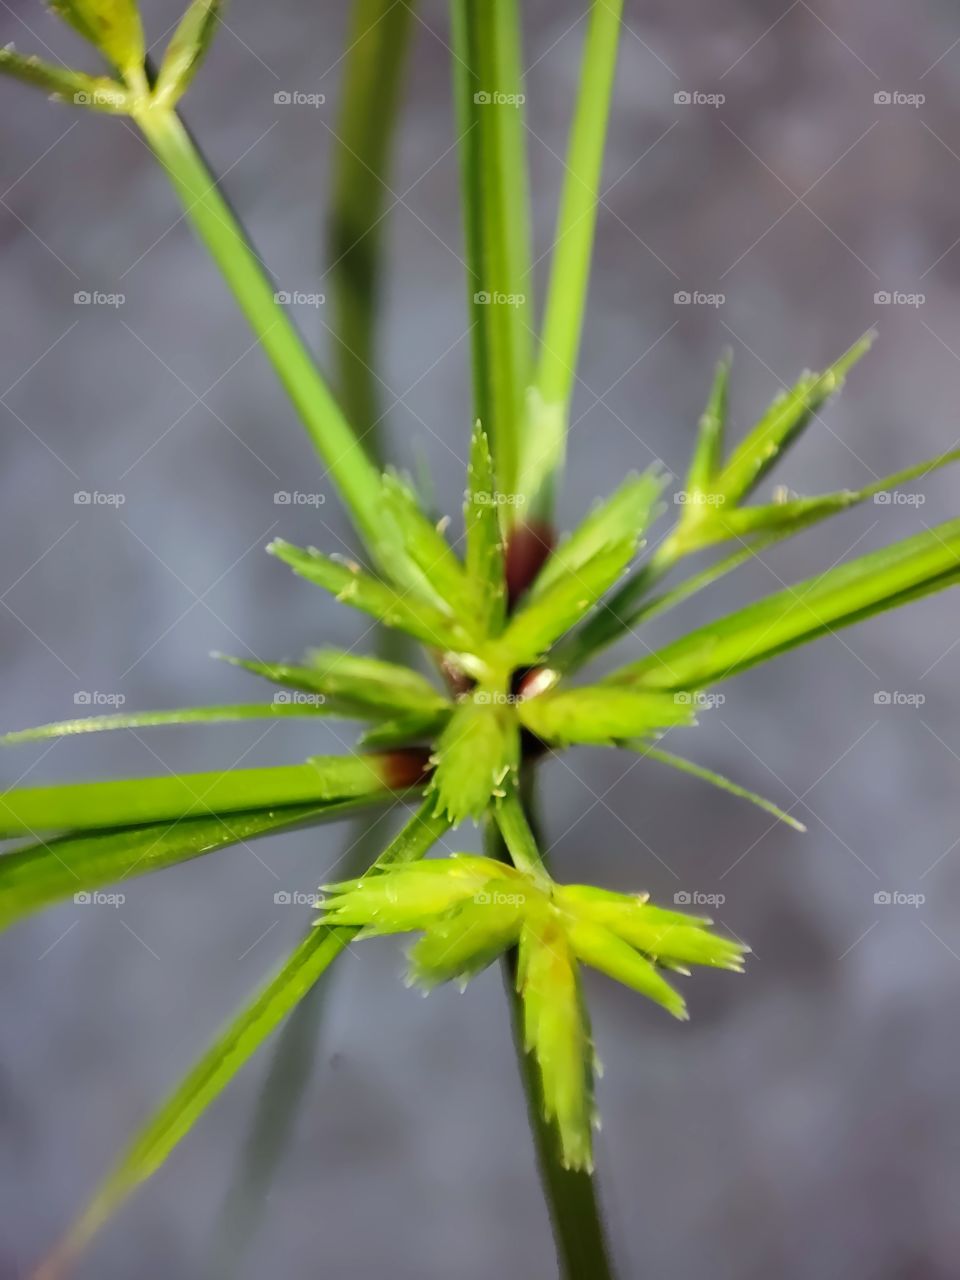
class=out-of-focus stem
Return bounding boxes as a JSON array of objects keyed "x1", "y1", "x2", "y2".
[{"x1": 327, "y1": 0, "x2": 417, "y2": 452}]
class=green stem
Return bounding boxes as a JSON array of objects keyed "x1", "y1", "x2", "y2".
[
  {"x1": 502, "y1": 949, "x2": 616, "y2": 1280},
  {"x1": 133, "y1": 106, "x2": 403, "y2": 582},
  {"x1": 487, "y1": 794, "x2": 616, "y2": 1280},
  {"x1": 451, "y1": 0, "x2": 534, "y2": 506},
  {"x1": 328, "y1": 0, "x2": 417, "y2": 448},
  {"x1": 522, "y1": 0, "x2": 624, "y2": 519}
]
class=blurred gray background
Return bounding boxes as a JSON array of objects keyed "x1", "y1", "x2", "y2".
[{"x1": 2, "y1": 0, "x2": 960, "y2": 1276}]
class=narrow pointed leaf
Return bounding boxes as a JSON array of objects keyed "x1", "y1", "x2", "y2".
[
  {"x1": 217, "y1": 649, "x2": 450, "y2": 716},
  {"x1": 567, "y1": 918, "x2": 687, "y2": 1019},
  {"x1": 0, "y1": 752, "x2": 426, "y2": 837},
  {"x1": 1, "y1": 703, "x2": 334, "y2": 745},
  {"x1": 518, "y1": 685, "x2": 695, "y2": 747},
  {"x1": 498, "y1": 539, "x2": 635, "y2": 665},
  {"x1": 684, "y1": 351, "x2": 730, "y2": 497},
  {"x1": 44, "y1": 802, "x2": 451, "y2": 1274},
  {"x1": 523, "y1": 0, "x2": 625, "y2": 515},
  {"x1": 463, "y1": 423, "x2": 507, "y2": 635},
  {"x1": 629, "y1": 745, "x2": 806, "y2": 832},
  {"x1": 357, "y1": 709, "x2": 452, "y2": 749},
  {"x1": 153, "y1": 0, "x2": 222, "y2": 109},
  {"x1": 381, "y1": 472, "x2": 473, "y2": 615},
  {"x1": 0, "y1": 799, "x2": 377, "y2": 933},
  {"x1": 407, "y1": 891, "x2": 524, "y2": 988},
  {"x1": 267, "y1": 538, "x2": 470, "y2": 651},
  {"x1": 676, "y1": 447, "x2": 960, "y2": 557},
  {"x1": 47, "y1": 0, "x2": 144, "y2": 75},
  {"x1": 428, "y1": 695, "x2": 519, "y2": 823},
  {"x1": 714, "y1": 334, "x2": 874, "y2": 504},
  {"x1": 0, "y1": 47, "x2": 129, "y2": 109},
  {"x1": 518, "y1": 918, "x2": 595, "y2": 1172},
  {"x1": 530, "y1": 469, "x2": 666, "y2": 599},
  {"x1": 610, "y1": 518, "x2": 960, "y2": 689}
]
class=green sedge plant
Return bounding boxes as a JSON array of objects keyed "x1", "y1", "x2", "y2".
[{"x1": 3, "y1": 2, "x2": 960, "y2": 1277}]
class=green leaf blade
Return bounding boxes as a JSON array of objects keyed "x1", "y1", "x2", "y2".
[
  {"x1": 267, "y1": 538, "x2": 469, "y2": 651},
  {"x1": 0, "y1": 753, "x2": 425, "y2": 837},
  {"x1": 518, "y1": 685, "x2": 696, "y2": 747},
  {"x1": 40, "y1": 802, "x2": 451, "y2": 1272},
  {"x1": 464, "y1": 423, "x2": 508, "y2": 636},
  {"x1": 498, "y1": 538, "x2": 636, "y2": 666},
  {"x1": 611, "y1": 518, "x2": 960, "y2": 689},
  {"x1": 0, "y1": 702, "x2": 335, "y2": 745},
  {"x1": 530, "y1": 469, "x2": 666, "y2": 600},
  {"x1": 0, "y1": 800, "x2": 376, "y2": 933},
  {"x1": 153, "y1": 0, "x2": 222, "y2": 109}
]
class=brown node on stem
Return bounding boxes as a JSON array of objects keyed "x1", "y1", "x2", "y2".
[
  {"x1": 380, "y1": 746, "x2": 433, "y2": 789},
  {"x1": 505, "y1": 520, "x2": 555, "y2": 608}
]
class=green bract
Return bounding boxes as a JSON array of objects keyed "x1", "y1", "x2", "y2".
[
  {"x1": 1, "y1": 0, "x2": 958, "y2": 1274},
  {"x1": 317, "y1": 853, "x2": 746, "y2": 1169}
]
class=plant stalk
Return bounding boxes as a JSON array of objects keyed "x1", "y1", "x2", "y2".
[
  {"x1": 488, "y1": 792, "x2": 616, "y2": 1280},
  {"x1": 328, "y1": 0, "x2": 417, "y2": 449},
  {"x1": 522, "y1": 0, "x2": 625, "y2": 520}
]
